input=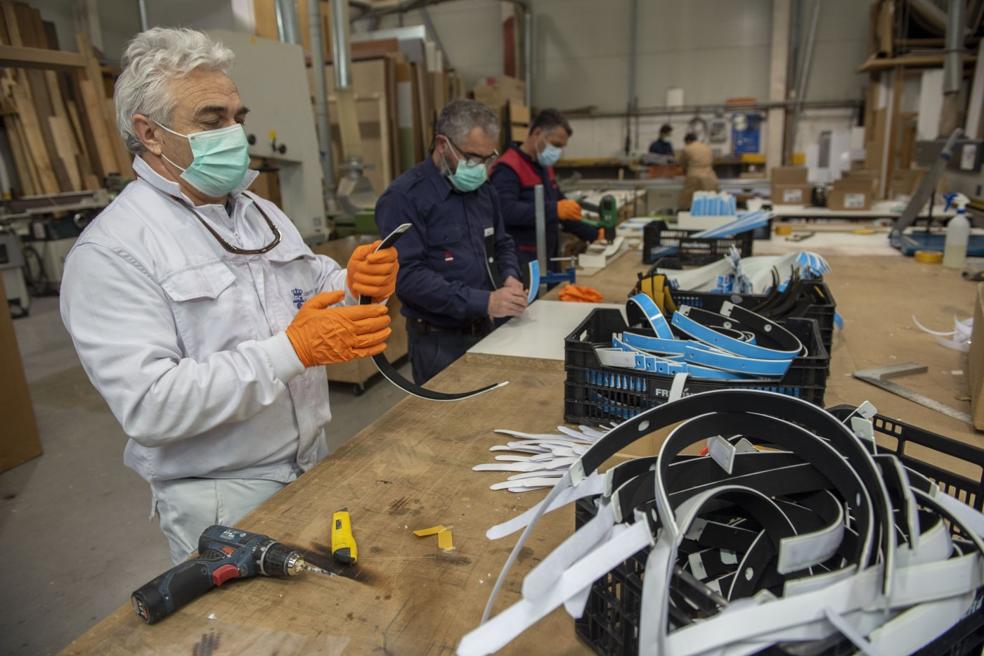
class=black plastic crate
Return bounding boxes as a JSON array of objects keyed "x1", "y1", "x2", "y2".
[
  {"x1": 668, "y1": 280, "x2": 836, "y2": 357},
  {"x1": 564, "y1": 309, "x2": 829, "y2": 426},
  {"x1": 573, "y1": 410, "x2": 984, "y2": 656},
  {"x1": 642, "y1": 221, "x2": 755, "y2": 266}
]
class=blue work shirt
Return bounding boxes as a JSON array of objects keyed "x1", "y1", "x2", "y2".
[
  {"x1": 490, "y1": 143, "x2": 597, "y2": 267},
  {"x1": 648, "y1": 138, "x2": 674, "y2": 156},
  {"x1": 375, "y1": 157, "x2": 520, "y2": 328}
]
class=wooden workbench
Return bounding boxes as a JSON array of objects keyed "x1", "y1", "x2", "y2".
[{"x1": 63, "y1": 247, "x2": 983, "y2": 655}]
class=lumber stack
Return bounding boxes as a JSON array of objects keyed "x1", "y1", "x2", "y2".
[{"x1": 0, "y1": 1, "x2": 130, "y2": 198}]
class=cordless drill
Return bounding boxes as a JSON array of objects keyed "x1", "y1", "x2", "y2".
[
  {"x1": 580, "y1": 194, "x2": 619, "y2": 241},
  {"x1": 131, "y1": 525, "x2": 327, "y2": 624}
]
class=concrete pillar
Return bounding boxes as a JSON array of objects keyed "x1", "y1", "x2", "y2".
[{"x1": 767, "y1": 0, "x2": 790, "y2": 171}]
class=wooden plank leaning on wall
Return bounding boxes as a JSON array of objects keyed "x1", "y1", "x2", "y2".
[{"x1": 0, "y1": 1, "x2": 126, "y2": 196}]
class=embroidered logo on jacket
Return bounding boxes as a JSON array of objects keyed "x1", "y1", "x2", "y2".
[{"x1": 292, "y1": 288, "x2": 305, "y2": 309}]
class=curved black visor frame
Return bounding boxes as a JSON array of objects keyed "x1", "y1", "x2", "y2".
[{"x1": 359, "y1": 223, "x2": 508, "y2": 401}]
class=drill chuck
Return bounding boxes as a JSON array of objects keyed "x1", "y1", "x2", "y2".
[{"x1": 257, "y1": 540, "x2": 307, "y2": 576}]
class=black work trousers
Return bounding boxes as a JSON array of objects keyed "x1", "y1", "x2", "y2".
[{"x1": 406, "y1": 318, "x2": 492, "y2": 385}]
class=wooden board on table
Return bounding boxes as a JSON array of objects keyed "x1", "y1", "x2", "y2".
[
  {"x1": 62, "y1": 241, "x2": 984, "y2": 654},
  {"x1": 61, "y1": 353, "x2": 586, "y2": 656}
]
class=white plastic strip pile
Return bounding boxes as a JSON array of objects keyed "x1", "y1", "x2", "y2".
[{"x1": 473, "y1": 425, "x2": 610, "y2": 493}]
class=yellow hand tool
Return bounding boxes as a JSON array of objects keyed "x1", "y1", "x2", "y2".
[{"x1": 331, "y1": 510, "x2": 358, "y2": 565}]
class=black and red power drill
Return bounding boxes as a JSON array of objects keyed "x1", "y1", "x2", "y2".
[{"x1": 131, "y1": 525, "x2": 327, "y2": 624}]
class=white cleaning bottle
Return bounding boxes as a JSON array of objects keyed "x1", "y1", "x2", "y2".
[{"x1": 943, "y1": 193, "x2": 970, "y2": 269}]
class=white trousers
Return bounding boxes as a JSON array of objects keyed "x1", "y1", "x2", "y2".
[{"x1": 150, "y1": 478, "x2": 285, "y2": 564}]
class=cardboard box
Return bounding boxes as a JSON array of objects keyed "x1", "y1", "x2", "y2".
[
  {"x1": 840, "y1": 170, "x2": 880, "y2": 194},
  {"x1": 771, "y1": 166, "x2": 809, "y2": 185},
  {"x1": 504, "y1": 99, "x2": 530, "y2": 146},
  {"x1": 472, "y1": 75, "x2": 525, "y2": 113},
  {"x1": 827, "y1": 178, "x2": 873, "y2": 210},
  {"x1": 474, "y1": 75, "x2": 525, "y2": 100},
  {"x1": 772, "y1": 184, "x2": 812, "y2": 205},
  {"x1": 509, "y1": 124, "x2": 528, "y2": 143},
  {"x1": 0, "y1": 276, "x2": 42, "y2": 473},
  {"x1": 969, "y1": 283, "x2": 984, "y2": 430}
]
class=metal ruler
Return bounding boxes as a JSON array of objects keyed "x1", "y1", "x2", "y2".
[{"x1": 853, "y1": 362, "x2": 971, "y2": 424}]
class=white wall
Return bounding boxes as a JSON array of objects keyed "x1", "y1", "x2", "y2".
[
  {"x1": 359, "y1": 0, "x2": 505, "y2": 81},
  {"x1": 536, "y1": 0, "x2": 774, "y2": 111},
  {"x1": 358, "y1": 0, "x2": 869, "y2": 109},
  {"x1": 355, "y1": 0, "x2": 870, "y2": 160},
  {"x1": 27, "y1": 0, "x2": 140, "y2": 58},
  {"x1": 26, "y1": 0, "x2": 871, "y2": 160},
  {"x1": 25, "y1": 0, "x2": 235, "y2": 60}
]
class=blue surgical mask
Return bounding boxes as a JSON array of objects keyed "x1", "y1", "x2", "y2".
[
  {"x1": 537, "y1": 141, "x2": 563, "y2": 167},
  {"x1": 158, "y1": 122, "x2": 251, "y2": 197}
]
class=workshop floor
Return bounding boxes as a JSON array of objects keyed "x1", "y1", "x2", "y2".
[{"x1": 0, "y1": 297, "x2": 411, "y2": 656}]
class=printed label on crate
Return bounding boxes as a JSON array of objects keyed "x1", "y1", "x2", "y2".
[
  {"x1": 844, "y1": 193, "x2": 866, "y2": 209},
  {"x1": 680, "y1": 240, "x2": 714, "y2": 252},
  {"x1": 782, "y1": 188, "x2": 803, "y2": 203}
]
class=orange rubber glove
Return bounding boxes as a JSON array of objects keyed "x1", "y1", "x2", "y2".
[
  {"x1": 558, "y1": 284, "x2": 603, "y2": 303},
  {"x1": 286, "y1": 291, "x2": 391, "y2": 367},
  {"x1": 557, "y1": 199, "x2": 583, "y2": 221},
  {"x1": 347, "y1": 241, "x2": 399, "y2": 301}
]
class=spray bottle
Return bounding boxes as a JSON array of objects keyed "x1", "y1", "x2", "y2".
[{"x1": 943, "y1": 192, "x2": 970, "y2": 269}]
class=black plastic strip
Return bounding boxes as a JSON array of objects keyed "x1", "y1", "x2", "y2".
[{"x1": 360, "y1": 223, "x2": 508, "y2": 402}]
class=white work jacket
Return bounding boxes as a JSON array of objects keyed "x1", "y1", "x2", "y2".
[{"x1": 61, "y1": 156, "x2": 353, "y2": 483}]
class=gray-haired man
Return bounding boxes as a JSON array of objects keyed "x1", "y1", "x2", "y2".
[
  {"x1": 375, "y1": 99, "x2": 526, "y2": 385},
  {"x1": 59, "y1": 28, "x2": 396, "y2": 563}
]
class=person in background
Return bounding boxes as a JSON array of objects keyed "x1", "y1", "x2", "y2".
[
  {"x1": 678, "y1": 132, "x2": 720, "y2": 209},
  {"x1": 490, "y1": 109, "x2": 597, "y2": 272},
  {"x1": 60, "y1": 28, "x2": 397, "y2": 564},
  {"x1": 375, "y1": 100, "x2": 525, "y2": 385},
  {"x1": 648, "y1": 123, "x2": 674, "y2": 158}
]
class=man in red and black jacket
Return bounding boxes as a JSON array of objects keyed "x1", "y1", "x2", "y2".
[{"x1": 490, "y1": 109, "x2": 597, "y2": 272}]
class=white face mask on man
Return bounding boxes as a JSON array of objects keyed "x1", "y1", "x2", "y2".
[{"x1": 537, "y1": 136, "x2": 563, "y2": 167}]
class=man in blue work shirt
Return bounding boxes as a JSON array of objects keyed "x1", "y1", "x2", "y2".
[
  {"x1": 490, "y1": 109, "x2": 597, "y2": 271},
  {"x1": 375, "y1": 100, "x2": 526, "y2": 385},
  {"x1": 648, "y1": 123, "x2": 674, "y2": 158}
]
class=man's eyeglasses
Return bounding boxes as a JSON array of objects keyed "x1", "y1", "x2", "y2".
[{"x1": 441, "y1": 135, "x2": 499, "y2": 167}]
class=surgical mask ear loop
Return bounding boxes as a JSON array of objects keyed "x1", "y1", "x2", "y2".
[
  {"x1": 441, "y1": 135, "x2": 460, "y2": 173},
  {"x1": 155, "y1": 122, "x2": 189, "y2": 173}
]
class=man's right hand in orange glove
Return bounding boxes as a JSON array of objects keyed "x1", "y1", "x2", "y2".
[
  {"x1": 557, "y1": 199, "x2": 583, "y2": 221},
  {"x1": 488, "y1": 286, "x2": 528, "y2": 319},
  {"x1": 286, "y1": 291, "x2": 391, "y2": 367}
]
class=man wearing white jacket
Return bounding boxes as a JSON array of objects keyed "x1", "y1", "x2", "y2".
[{"x1": 60, "y1": 28, "x2": 398, "y2": 563}]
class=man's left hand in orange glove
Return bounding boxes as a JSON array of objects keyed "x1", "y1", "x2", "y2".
[
  {"x1": 347, "y1": 240, "x2": 399, "y2": 301},
  {"x1": 557, "y1": 199, "x2": 583, "y2": 221}
]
